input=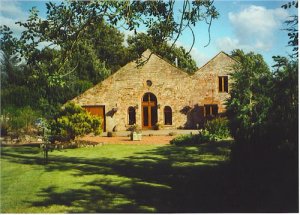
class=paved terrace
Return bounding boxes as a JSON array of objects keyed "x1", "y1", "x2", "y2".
[{"x1": 80, "y1": 129, "x2": 200, "y2": 145}]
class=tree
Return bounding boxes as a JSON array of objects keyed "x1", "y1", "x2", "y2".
[
  {"x1": 264, "y1": 0, "x2": 298, "y2": 154},
  {"x1": 15, "y1": 1, "x2": 218, "y2": 86},
  {"x1": 1, "y1": 1, "x2": 219, "y2": 119},
  {"x1": 282, "y1": 0, "x2": 298, "y2": 57},
  {"x1": 83, "y1": 20, "x2": 129, "y2": 73},
  {"x1": 0, "y1": 26, "x2": 39, "y2": 109},
  {"x1": 0, "y1": 21, "x2": 126, "y2": 113},
  {"x1": 127, "y1": 32, "x2": 197, "y2": 73},
  {"x1": 226, "y1": 50, "x2": 272, "y2": 146},
  {"x1": 0, "y1": 26, "x2": 22, "y2": 87},
  {"x1": 267, "y1": 56, "x2": 298, "y2": 154}
]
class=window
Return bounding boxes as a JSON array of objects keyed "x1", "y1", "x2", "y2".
[
  {"x1": 219, "y1": 76, "x2": 228, "y2": 93},
  {"x1": 164, "y1": 106, "x2": 172, "y2": 125},
  {"x1": 128, "y1": 106, "x2": 136, "y2": 125},
  {"x1": 204, "y1": 104, "x2": 218, "y2": 116},
  {"x1": 146, "y1": 80, "x2": 152, "y2": 87},
  {"x1": 142, "y1": 92, "x2": 158, "y2": 128}
]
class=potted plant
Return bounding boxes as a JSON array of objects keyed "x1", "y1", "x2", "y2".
[{"x1": 129, "y1": 124, "x2": 142, "y2": 141}]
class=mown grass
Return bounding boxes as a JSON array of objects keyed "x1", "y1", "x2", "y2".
[
  {"x1": 1, "y1": 140, "x2": 297, "y2": 213},
  {"x1": 1, "y1": 142, "x2": 232, "y2": 213}
]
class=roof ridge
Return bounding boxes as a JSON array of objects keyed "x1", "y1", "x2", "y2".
[{"x1": 140, "y1": 49, "x2": 191, "y2": 77}]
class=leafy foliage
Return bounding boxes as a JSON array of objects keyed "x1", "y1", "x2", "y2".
[
  {"x1": 267, "y1": 56, "x2": 298, "y2": 153},
  {"x1": 127, "y1": 33, "x2": 197, "y2": 73},
  {"x1": 0, "y1": 25, "x2": 18, "y2": 56},
  {"x1": 227, "y1": 1, "x2": 298, "y2": 158},
  {"x1": 171, "y1": 119, "x2": 230, "y2": 146},
  {"x1": 282, "y1": 0, "x2": 298, "y2": 57},
  {"x1": 1, "y1": 106, "x2": 40, "y2": 135},
  {"x1": 170, "y1": 133, "x2": 203, "y2": 146},
  {"x1": 49, "y1": 102, "x2": 102, "y2": 141},
  {"x1": 1, "y1": 1, "x2": 216, "y2": 121},
  {"x1": 204, "y1": 117, "x2": 230, "y2": 140},
  {"x1": 14, "y1": 1, "x2": 217, "y2": 86},
  {"x1": 226, "y1": 50, "x2": 272, "y2": 145}
]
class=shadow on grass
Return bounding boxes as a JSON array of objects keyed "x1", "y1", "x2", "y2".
[{"x1": 1, "y1": 140, "x2": 298, "y2": 213}]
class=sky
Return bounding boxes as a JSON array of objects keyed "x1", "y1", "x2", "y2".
[{"x1": 0, "y1": 0, "x2": 297, "y2": 69}]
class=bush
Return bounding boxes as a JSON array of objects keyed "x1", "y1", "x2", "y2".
[
  {"x1": 170, "y1": 118, "x2": 230, "y2": 146},
  {"x1": 170, "y1": 134, "x2": 193, "y2": 145},
  {"x1": 170, "y1": 132, "x2": 211, "y2": 146},
  {"x1": 1, "y1": 106, "x2": 40, "y2": 135},
  {"x1": 49, "y1": 102, "x2": 102, "y2": 141},
  {"x1": 204, "y1": 117, "x2": 230, "y2": 140},
  {"x1": 0, "y1": 121, "x2": 9, "y2": 136}
]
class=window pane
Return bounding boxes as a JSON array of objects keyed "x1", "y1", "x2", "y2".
[
  {"x1": 143, "y1": 93, "x2": 149, "y2": 102},
  {"x1": 143, "y1": 106, "x2": 148, "y2": 126},
  {"x1": 204, "y1": 104, "x2": 218, "y2": 116},
  {"x1": 151, "y1": 106, "x2": 158, "y2": 126},
  {"x1": 224, "y1": 76, "x2": 228, "y2": 92},
  {"x1": 219, "y1": 77, "x2": 223, "y2": 92},
  {"x1": 149, "y1": 93, "x2": 157, "y2": 102},
  {"x1": 205, "y1": 105, "x2": 210, "y2": 116}
]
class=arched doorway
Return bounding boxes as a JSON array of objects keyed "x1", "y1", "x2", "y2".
[{"x1": 142, "y1": 92, "x2": 158, "y2": 129}]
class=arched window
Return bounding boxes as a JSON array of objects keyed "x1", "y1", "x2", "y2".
[
  {"x1": 128, "y1": 106, "x2": 136, "y2": 125},
  {"x1": 164, "y1": 106, "x2": 172, "y2": 125}
]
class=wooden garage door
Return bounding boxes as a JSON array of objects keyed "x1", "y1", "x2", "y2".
[{"x1": 83, "y1": 106, "x2": 106, "y2": 132}]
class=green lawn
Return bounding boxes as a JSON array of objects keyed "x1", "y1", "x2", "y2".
[
  {"x1": 2, "y1": 141, "x2": 297, "y2": 213},
  {"x1": 1, "y1": 142, "x2": 232, "y2": 213}
]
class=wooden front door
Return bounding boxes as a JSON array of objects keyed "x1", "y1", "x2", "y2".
[
  {"x1": 83, "y1": 105, "x2": 106, "y2": 132},
  {"x1": 142, "y1": 93, "x2": 158, "y2": 129}
]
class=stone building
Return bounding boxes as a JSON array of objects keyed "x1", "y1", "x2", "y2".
[{"x1": 72, "y1": 49, "x2": 237, "y2": 131}]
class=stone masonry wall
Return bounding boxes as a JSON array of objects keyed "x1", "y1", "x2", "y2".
[{"x1": 72, "y1": 50, "x2": 237, "y2": 131}]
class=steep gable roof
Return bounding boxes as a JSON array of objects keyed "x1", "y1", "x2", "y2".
[
  {"x1": 194, "y1": 51, "x2": 238, "y2": 74},
  {"x1": 141, "y1": 49, "x2": 189, "y2": 76},
  {"x1": 99, "y1": 49, "x2": 190, "y2": 84},
  {"x1": 72, "y1": 49, "x2": 190, "y2": 102}
]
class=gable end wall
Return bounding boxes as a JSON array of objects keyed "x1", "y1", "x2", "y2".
[{"x1": 72, "y1": 51, "x2": 236, "y2": 131}]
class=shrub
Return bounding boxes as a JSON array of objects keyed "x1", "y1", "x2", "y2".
[
  {"x1": 170, "y1": 118, "x2": 230, "y2": 146},
  {"x1": 170, "y1": 132, "x2": 211, "y2": 146},
  {"x1": 49, "y1": 102, "x2": 102, "y2": 141},
  {"x1": 19, "y1": 107, "x2": 41, "y2": 133},
  {"x1": 1, "y1": 106, "x2": 40, "y2": 135},
  {"x1": 0, "y1": 121, "x2": 9, "y2": 136},
  {"x1": 204, "y1": 117, "x2": 230, "y2": 140},
  {"x1": 170, "y1": 134, "x2": 192, "y2": 145}
]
